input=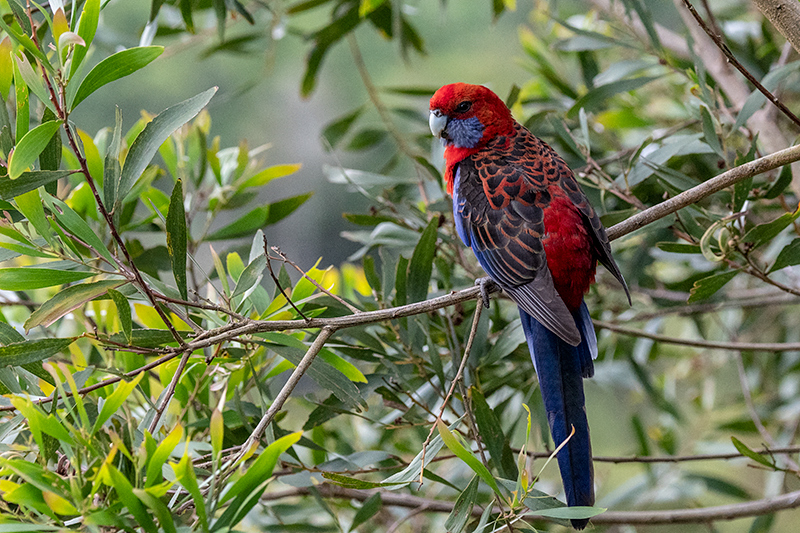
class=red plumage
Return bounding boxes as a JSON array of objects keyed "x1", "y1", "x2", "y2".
[{"x1": 429, "y1": 83, "x2": 624, "y2": 316}]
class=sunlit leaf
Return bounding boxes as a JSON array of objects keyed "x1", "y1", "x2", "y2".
[
  {"x1": 7, "y1": 121, "x2": 62, "y2": 179},
  {"x1": 24, "y1": 279, "x2": 126, "y2": 331}
]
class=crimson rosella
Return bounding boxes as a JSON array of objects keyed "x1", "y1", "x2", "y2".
[{"x1": 429, "y1": 83, "x2": 629, "y2": 529}]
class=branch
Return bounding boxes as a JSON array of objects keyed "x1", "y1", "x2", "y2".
[
  {"x1": 751, "y1": 0, "x2": 800, "y2": 56},
  {"x1": 594, "y1": 320, "x2": 800, "y2": 352},
  {"x1": 259, "y1": 484, "x2": 800, "y2": 525},
  {"x1": 606, "y1": 143, "x2": 800, "y2": 241},
  {"x1": 231, "y1": 326, "x2": 337, "y2": 463}
]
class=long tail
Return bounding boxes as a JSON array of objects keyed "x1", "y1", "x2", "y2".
[{"x1": 520, "y1": 302, "x2": 596, "y2": 530}]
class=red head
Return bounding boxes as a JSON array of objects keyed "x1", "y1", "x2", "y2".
[{"x1": 429, "y1": 83, "x2": 516, "y2": 193}]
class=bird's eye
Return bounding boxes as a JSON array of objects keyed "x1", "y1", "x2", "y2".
[{"x1": 455, "y1": 101, "x2": 472, "y2": 113}]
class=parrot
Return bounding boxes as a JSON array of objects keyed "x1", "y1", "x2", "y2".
[{"x1": 429, "y1": 83, "x2": 630, "y2": 529}]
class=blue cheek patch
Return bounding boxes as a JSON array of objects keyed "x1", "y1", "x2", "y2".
[{"x1": 447, "y1": 117, "x2": 484, "y2": 148}]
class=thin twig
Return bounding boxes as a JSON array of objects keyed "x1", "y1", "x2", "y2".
[
  {"x1": 259, "y1": 484, "x2": 800, "y2": 525},
  {"x1": 419, "y1": 297, "x2": 484, "y2": 484},
  {"x1": 733, "y1": 350, "x2": 800, "y2": 472},
  {"x1": 263, "y1": 235, "x2": 308, "y2": 321},
  {"x1": 608, "y1": 144, "x2": 800, "y2": 240},
  {"x1": 594, "y1": 320, "x2": 800, "y2": 352},
  {"x1": 347, "y1": 34, "x2": 432, "y2": 204},
  {"x1": 232, "y1": 326, "x2": 336, "y2": 462},
  {"x1": 270, "y1": 247, "x2": 362, "y2": 314},
  {"x1": 682, "y1": 0, "x2": 800, "y2": 129},
  {"x1": 148, "y1": 350, "x2": 193, "y2": 435}
]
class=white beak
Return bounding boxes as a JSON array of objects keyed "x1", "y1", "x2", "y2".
[{"x1": 429, "y1": 109, "x2": 448, "y2": 138}]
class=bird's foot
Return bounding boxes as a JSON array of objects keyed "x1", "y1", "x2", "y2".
[{"x1": 475, "y1": 277, "x2": 497, "y2": 308}]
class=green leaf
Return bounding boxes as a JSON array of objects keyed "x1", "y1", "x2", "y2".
[
  {"x1": 133, "y1": 488, "x2": 177, "y2": 533},
  {"x1": 172, "y1": 451, "x2": 208, "y2": 532},
  {"x1": 70, "y1": 46, "x2": 165, "y2": 109},
  {"x1": 24, "y1": 279, "x2": 126, "y2": 331},
  {"x1": 346, "y1": 128, "x2": 387, "y2": 150},
  {"x1": 320, "y1": 472, "x2": 406, "y2": 490},
  {"x1": 0, "y1": 337, "x2": 75, "y2": 366},
  {"x1": 731, "y1": 437, "x2": 775, "y2": 468},
  {"x1": 43, "y1": 195, "x2": 115, "y2": 263},
  {"x1": 0, "y1": 268, "x2": 95, "y2": 290},
  {"x1": 444, "y1": 475, "x2": 479, "y2": 533},
  {"x1": 688, "y1": 270, "x2": 739, "y2": 303},
  {"x1": 92, "y1": 374, "x2": 143, "y2": 434},
  {"x1": 656, "y1": 242, "x2": 702, "y2": 254},
  {"x1": 104, "y1": 107, "x2": 124, "y2": 214},
  {"x1": 256, "y1": 335, "x2": 365, "y2": 409},
  {"x1": 146, "y1": 425, "x2": 183, "y2": 488},
  {"x1": 231, "y1": 254, "x2": 266, "y2": 299},
  {"x1": 523, "y1": 488, "x2": 567, "y2": 513},
  {"x1": 166, "y1": 179, "x2": 188, "y2": 300},
  {"x1": 13, "y1": 53, "x2": 55, "y2": 113},
  {"x1": 348, "y1": 492, "x2": 381, "y2": 532},
  {"x1": 742, "y1": 206, "x2": 800, "y2": 249},
  {"x1": 567, "y1": 76, "x2": 659, "y2": 118},
  {"x1": 15, "y1": 189, "x2": 54, "y2": 247},
  {"x1": 119, "y1": 87, "x2": 217, "y2": 202},
  {"x1": 108, "y1": 289, "x2": 132, "y2": 343},
  {"x1": 217, "y1": 430, "x2": 301, "y2": 504},
  {"x1": 0, "y1": 17, "x2": 51, "y2": 71},
  {"x1": 265, "y1": 192, "x2": 314, "y2": 225},
  {"x1": 322, "y1": 107, "x2": 362, "y2": 149},
  {"x1": 407, "y1": 218, "x2": 437, "y2": 303},
  {"x1": 238, "y1": 163, "x2": 302, "y2": 189},
  {"x1": 483, "y1": 320, "x2": 526, "y2": 366},
  {"x1": 106, "y1": 466, "x2": 157, "y2": 533},
  {"x1": 437, "y1": 419, "x2": 501, "y2": 496},
  {"x1": 770, "y1": 238, "x2": 800, "y2": 273},
  {"x1": 700, "y1": 105, "x2": 724, "y2": 159},
  {"x1": 764, "y1": 165, "x2": 792, "y2": 200},
  {"x1": 207, "y1": 205, "x2": 268, "y2": 240},
  {"x1": 7, "y1": 121, "x2": 63, "y2": 179},
  {"x1": 472, "y1": 388, "x2": 517, "y2": 479},
  {"x1": 70, "y1": 0, "x2": 101, "y2": 78},
  {"x1": 533, "y1": 506, "x2": 606, "y2": 520}
]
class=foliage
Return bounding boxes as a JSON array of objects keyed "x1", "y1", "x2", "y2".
[{"x1": 0, "y1": 0, "x2": 799, "y2": 532}]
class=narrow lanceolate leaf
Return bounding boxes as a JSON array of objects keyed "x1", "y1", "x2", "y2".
[
  {"x1": 742, "y1": 205, "x2": 800, "y2": 250},
  {"x1": 166, "y1": 180, "x2": 188, "y2": 300},
  {"x1": 107, "y1": 289, "x2": 132, "y2": 343},
  {"x1": 91, "y1": 373, "x2": 143, "y2": 434},
  {"x1": 407, "y1": 218, "x2": 438, "y2": 303},
  {"x1": 146, "y1": 425, "x2": 183, "y2": 488},
  {"x1": 688, "y1": 270, "x2": 739, "y2": 303},
  {"x1": 237, "y1": 163, "x2": 302, "y2": 189},
  {"x1": 218, "y1": 431, "x2": 302, "y2": 504},
  {"x1": 70, "y1": 0, "x2": 101, "y2": 78},
  {"x1": 444, "y1": 475, "x2": 479, "y2": 533},
  {"x1": 731, "y1": 437, "x2": 775, "y2": 468},
  {"x1": 7, "y1": 121, "x2": 63, "y2": 179},
  {"x1": 0, "y1": 170, "x2": 70, "y2": 200},
  {"x1": 24, "y1": 279, "x2": 126, "y2": 331},
  {"x1": 172, "y1": 452, "x2": 208, "y2": 532},
  {"x1": 231, "y1": 254, "x2": 266, "y2": 299},
  {"x1": 436, "y1": 419, "x2": 501, "y2": 496},
  {"x1": 770, "y1": 238, "x2": 800, "y2": 273},
  {"x1": 69, "y1": 46, "x2": 164, "y2": 109},
  {"x1": 0, "y1": 268, "x2": 95, "y2": 290},
  {"x1": 42, "y1": 195, "x2": 115, "y2": 263},
  {"x1": 118, "y1": 87, "x2": 217, "y2": 202},
  {"x1": 0, "y1": 337, "x2": 75, "y2": 366},
  {"x1": 349, "y1": 492, "x2": 382, "y2": 532}
]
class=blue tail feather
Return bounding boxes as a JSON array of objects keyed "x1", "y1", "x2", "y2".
[{"x1": 520, "y1": 304, "x2": 595, "y2": 529}]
